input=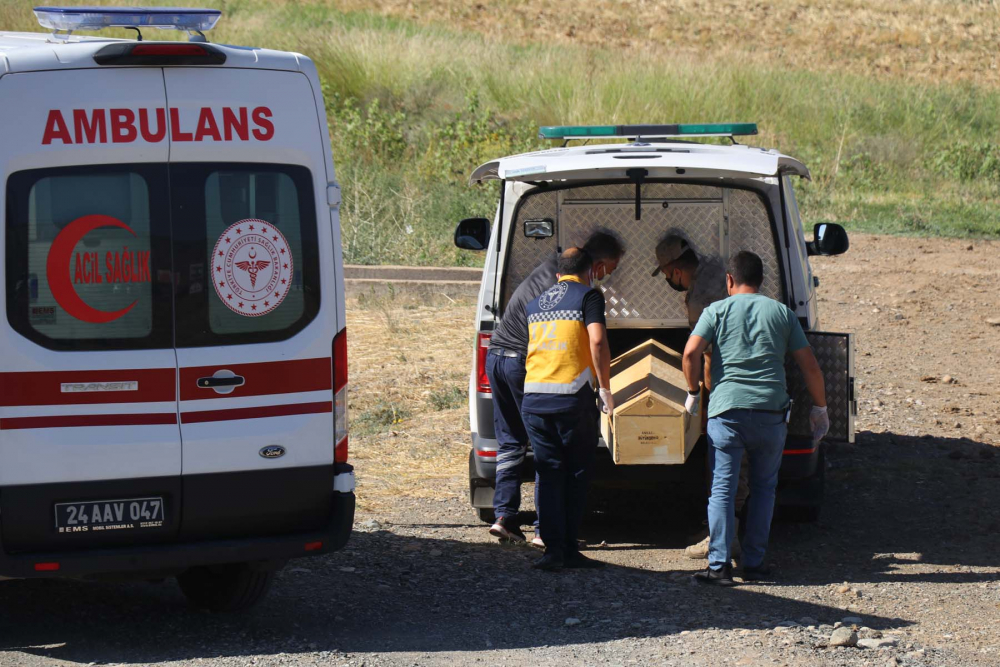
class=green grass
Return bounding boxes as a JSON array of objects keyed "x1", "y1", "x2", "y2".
[{"x1": 5, "y1": 0, "x2": 1000, "y2": 264}]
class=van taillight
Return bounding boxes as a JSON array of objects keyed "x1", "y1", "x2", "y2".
[
  {"x1": 476, "y1": 333, "x2": 491, "y2": 394},
  {"x1": 93, "y1": 42, "x2": 226, "y2": 66},
  {"x1": 333, "y1": 328, "x2": 348, "y2": 462}
]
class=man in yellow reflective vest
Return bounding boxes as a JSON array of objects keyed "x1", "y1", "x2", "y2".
[{"x1": 521, "y1": 248, "x2": 612, "y2": 571}]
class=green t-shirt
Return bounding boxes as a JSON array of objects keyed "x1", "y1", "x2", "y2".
[{"x1": 691, "y1": 293, "x2": 810, "y2": 418}]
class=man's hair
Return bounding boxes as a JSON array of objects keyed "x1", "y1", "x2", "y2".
[
  {"x1": 728, "y1": 251, "x2": 764, "y2": 288},
  {"x1": 582, "y1": 230, "x2": 624, "y2": 263},
  {"x1": 558, "y1": 247, "x2": 593, "y2": 277},
  {"x1": 669, "y1": 247, "x2": 700, "y2": 273}
]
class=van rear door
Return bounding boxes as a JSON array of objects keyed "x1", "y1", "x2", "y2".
[
  {"x1": 164, "y1": 68, "x2": 338, "y2": 540},
  {"x1": 786, "y1": 331, "x2": 856, "y2": 443},
  {"x1": 0, "y1": 69, "x2": 180, "y2": 552}
]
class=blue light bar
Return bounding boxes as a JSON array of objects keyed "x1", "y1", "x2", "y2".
[{"x1": 34, "y1": 6, "x2": 222, "y2": 32}]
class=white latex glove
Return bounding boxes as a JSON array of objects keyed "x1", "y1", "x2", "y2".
[
  {"x1": 598, "y1": 388, "x2": 615, "y2": 415},
  {"x1": 685, "y1": 390, "x2": 700, "y2": 416},
  {"x1": 810, "y1": 405, "x2": 830, "y2": 445}
]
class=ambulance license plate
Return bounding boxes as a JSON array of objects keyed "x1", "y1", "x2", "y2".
[{"x1": 55, "y1": 497, "x2": 165, "y2": 533}]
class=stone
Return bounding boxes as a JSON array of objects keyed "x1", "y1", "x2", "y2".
[
  {"x1": 798, "y1": 617, "x2": 819, "y2": 626},
  {"x1": 858, "y1": 638, "x2": 898, "y2": 650},
  {"x1": 836, "y1": 584, "x2": 851, "y2": 594},
  {"x1": 564, "y1": 617, "x2": 581, "y2": 626},
  {"x1": 987, "y1": 318, "x2": 1000, "y2": 326},
  {"x1": 338, "y1": 566, "x2": 356, "y2": 573},
  {"x1": 842, "y1": 616, "x2": 864, "y2": 624},
  {"x1": 429, "y1": 549, "x2": 443, "y2": 557},
  {"x1": 942, "y1": 375, "x2": 955, "y2": 384},
  {"x1": 359, "y1": 518, "x2": 383, "y2": 531},
  {"x1": 829, "y1": 627, "x2": 858, "y2": 647},
  {"x1": 776, "y1": 620, "x2": 800, "y2": 628}
]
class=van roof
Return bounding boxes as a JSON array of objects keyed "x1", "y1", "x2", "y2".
[
  {"x1": 0, "y1": 31, "x2": 308, "y2": 75},
  {"x1": 470, "y1": 141, "x2": 810, "y2": 183}
]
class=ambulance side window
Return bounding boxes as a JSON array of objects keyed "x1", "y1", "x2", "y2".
[
  {"x1": 171, "y1": 163, "x2": 320, "y2": 347},
  {"x1": 5, "y1": 165, "x2": 173, "y2": 350}
]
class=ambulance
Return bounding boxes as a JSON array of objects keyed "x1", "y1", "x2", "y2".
[{"x1": 0, "y1": 7, "x2": 352, "y2": 610}]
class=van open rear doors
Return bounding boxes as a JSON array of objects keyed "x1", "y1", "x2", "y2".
[
  {"x1": 0, "y1": 69, "x2": 181, "y2": 553},
  {"x1": 786, "y1": 331, "x2": 856, "y2": 444}
]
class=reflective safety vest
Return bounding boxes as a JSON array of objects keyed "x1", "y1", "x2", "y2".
[{"x1": 524, "y1": 276, "x2": 595, "y2": 396}]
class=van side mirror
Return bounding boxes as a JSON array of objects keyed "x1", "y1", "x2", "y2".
[
  {"x1": 807, "y1": 223, "x2": 849, "y2": 257},
  {"x1": 454, "y1": 217, "x2": 490, "y2": 251}
]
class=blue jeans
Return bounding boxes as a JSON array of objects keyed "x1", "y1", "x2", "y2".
[
  {"x1": 485, "y1": 352, "x2": 538, "y2": 522},
  {"x1": 523, "y1": 405, "x2": 598, "y2": 556},
  {"x1": 707, "y1": 409, "x2": 787, "y2": 570}
]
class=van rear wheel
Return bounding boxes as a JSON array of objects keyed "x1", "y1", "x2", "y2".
[{"x1": 177, "y1": 563, "x2": 276, "y2": 612}]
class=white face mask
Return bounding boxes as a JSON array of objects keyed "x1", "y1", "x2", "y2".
[{"x1": 591, "y1": 264, "x2": 608, "y2": 288}]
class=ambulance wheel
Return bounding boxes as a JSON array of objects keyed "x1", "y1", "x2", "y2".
[
  {"x1": 177, "y1": 563, "x2": 276, "y2": 612},
  {"x1": 477, "y1": 508, "x2": 496, "y2": 524}
]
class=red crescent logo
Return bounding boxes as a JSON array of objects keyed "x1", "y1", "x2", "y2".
[{"x1": 46, "y1": 214, "x2": 139, "y2": 324}]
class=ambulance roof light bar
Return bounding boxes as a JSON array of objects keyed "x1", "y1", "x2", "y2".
[
  {"x1": 34, "y1": 6, "x2": 222, "y2": 40},
  {"x1": 538, "y1": 123, "x2": 759, "y2": 141}
]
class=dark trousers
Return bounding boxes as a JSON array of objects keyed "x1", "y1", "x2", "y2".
[
  {"x1": 522, "y1": 405, "x2": 598, "y2": 556},
  {"x1": 485, "y1": 352, "x2": 538, "y2": 521}
]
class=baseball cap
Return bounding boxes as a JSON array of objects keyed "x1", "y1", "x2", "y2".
[{"x1": 650, "y1": 234, "x2": 689, "y2": 276}]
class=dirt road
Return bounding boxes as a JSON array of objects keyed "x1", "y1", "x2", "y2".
[{"x1": 1, "y1": 234, "x2": 999, "y2": 667}]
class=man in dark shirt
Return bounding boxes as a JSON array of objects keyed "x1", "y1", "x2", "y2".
[{"x1": 486, "y1": 232, "x2": 622, "y2": 543}]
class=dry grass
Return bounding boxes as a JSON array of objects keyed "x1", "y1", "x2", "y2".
[
  {"x1": 341, "y1": 0, "x2": 1000, "y2": 88},
  {"x1": 347, "y1": 293, "x2": 477, "y2": 512}
]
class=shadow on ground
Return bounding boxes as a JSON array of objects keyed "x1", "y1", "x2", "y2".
[{"x1": 0, "y1": 429, "x2": 996, "y2": 663}]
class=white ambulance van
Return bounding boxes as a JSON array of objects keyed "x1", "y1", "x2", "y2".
[
  {"x1": 0, "y1": 7, "x2": 352, "y2": 610},
  {"x1": 457, "y1": 124, "x2": 854, "y2": 523}
]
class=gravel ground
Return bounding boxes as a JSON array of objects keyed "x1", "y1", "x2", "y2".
[{"x1": 1, "y1": 233, "x2": 999, "y2": 666}]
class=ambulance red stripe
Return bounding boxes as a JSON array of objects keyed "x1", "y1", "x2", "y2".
[
  {"x1": 181, "y1": 400, "x2": 332, "y2": 424},
  {"x1": 0, "y1": 413, "x2": 177, "y2": 430},
  {"x1": 0, "y1": 368, "x2": 175, "y2": 406},
  {"x1": 179, "y1": 357, "x2": 332, "y2": 401}
]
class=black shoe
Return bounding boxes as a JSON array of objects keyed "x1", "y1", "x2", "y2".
[
  {"x1": 741, "y1": 564, "x2": 772, "y2": 582},
  {"x1": 693, "y1": 564, "x2": 736, "y2": 586},
  {"x1": 564, "y1": 552, "x2": 605, "y2": 569},
  {"x1": 489, "y1": 516, "x2": 526, "y2": 543},
  {"x1": 532, "y1": 551, "x2": 565, "y2": 571}
]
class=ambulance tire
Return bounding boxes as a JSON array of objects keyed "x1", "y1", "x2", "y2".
[
  {"x1": 177, "y1": 563, "x2": 276, "y2": 612},
  {"x1": 477, "y1": 508, "x2": 496, "y2": 524}
]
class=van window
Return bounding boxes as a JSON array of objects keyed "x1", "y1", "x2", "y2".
[
  {"x1": 171, "y1": 163, "x2": 320, "y2": 347},
  {"x1": 5, "y1": 165, "x2": 173, "y2": 351}
]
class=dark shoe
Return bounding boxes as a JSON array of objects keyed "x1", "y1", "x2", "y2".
[
  {"x1": 564, "y1": 552, "x2": 605, "y2": 569},
  {"x1": 489, "y1": 516, "x2": 526, "y2": 543},
  {"x1": 741, "y1": 564, "x2": 772, "y2": 582},
  {"x1": 532, "y1": 551, "x2": 565, "y2": 571},
  {"x1": 693, "y1": 564, "x2": 736, "y2": 587}
]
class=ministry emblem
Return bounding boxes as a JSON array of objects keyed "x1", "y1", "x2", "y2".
[{"x1": 212, "y1": 218, "x2": 293, "y2": 317}]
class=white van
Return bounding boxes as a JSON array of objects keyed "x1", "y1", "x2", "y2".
[
  {"x1": 0, "y1": 7, "x2": 352, "y2": 610},
  {"x1": 456, "y1": 124, "x2": 854, "y2": 523}
]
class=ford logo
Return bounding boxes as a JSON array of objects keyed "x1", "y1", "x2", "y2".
[{"x1": 259, "y1": 445, "x2": 286, "y2": 459}]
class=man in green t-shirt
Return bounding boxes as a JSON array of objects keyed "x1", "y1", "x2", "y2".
[{"x1": 682, "y1": 251, "x2": 830, "y2": 586}]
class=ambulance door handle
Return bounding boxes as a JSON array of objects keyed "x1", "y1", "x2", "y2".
[{"x1": 197, "y1": 370, "x2": 245, "y2": 395}]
